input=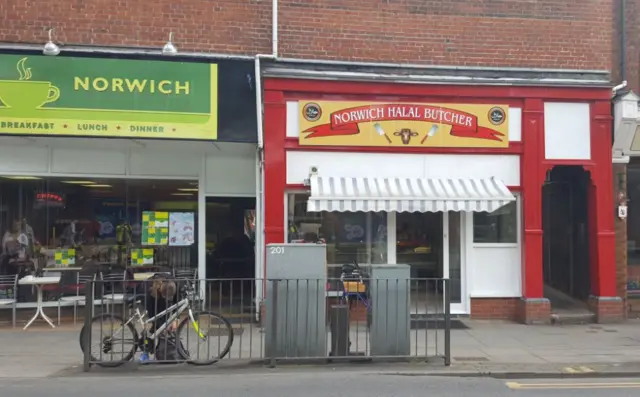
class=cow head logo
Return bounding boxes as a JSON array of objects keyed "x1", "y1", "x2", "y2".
[{"x1": 394, "y1": 128, "x2": 419, "y2": 145}]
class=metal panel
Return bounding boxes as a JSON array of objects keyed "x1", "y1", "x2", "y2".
[
  {"x1": 265, "y1": 244, "x2": 327, "y2": 358},
  {"x1": 369, "y1": 264, "x2": 411, "y2": 356}
]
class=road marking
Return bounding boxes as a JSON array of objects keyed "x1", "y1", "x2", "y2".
[
  {"x1": 507, "y1": 381, "x2": 640, "y2": 390},
  {"x1": 562, "y1": 365, "x2": 595, "y2": 373}
]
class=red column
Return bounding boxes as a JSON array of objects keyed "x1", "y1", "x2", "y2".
[
  {"x1": 521, "y1": 98, "x2": 545, "y2": 298},
  {"x1": 590, "y1": 101, "x2": 616, "y2": 297},
  {"x1": 263, "y1": 89, "x2": 287, "y2": 250}
]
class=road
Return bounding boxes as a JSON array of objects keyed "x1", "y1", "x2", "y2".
[{"x1": 4, "y1": 371, "x2": 640, "y2": 397}]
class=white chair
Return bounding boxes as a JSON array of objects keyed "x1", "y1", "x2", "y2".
[
  {"x1": 0, "y1": 275, "x2": 18, "y2": 328},
  {"x1": 57, "y1": 274, "x2": 95, "y2": 325},
  {"x1": 99, "y1": 271, "x2": 129, "y2": 312}
]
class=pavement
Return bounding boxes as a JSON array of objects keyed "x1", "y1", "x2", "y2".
[{"x1": 5, "y1": 319, "x2": 640, "y2": 379}]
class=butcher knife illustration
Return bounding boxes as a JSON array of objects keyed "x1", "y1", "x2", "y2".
[
  {"x1": 420, "y1": 124, "x2": 439, "y2": 144},
  {"x1": 374, "y1": 123, "x2": 393, "y2": 144}
]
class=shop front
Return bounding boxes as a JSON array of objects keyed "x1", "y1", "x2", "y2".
[
  {"x1": 0, "y1": 52, "x2": 258, "y2": 310},
  {"x1": 262, "y1": 75, "x2": 617, "y2": 323}
]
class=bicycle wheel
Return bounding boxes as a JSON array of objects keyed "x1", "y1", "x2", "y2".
[
  {"x1": 177, "y1": 311, "x2": 234, "y2": 365},
  {"x1": 79, "y1": 313, "x2": 139, "y2": 367}
]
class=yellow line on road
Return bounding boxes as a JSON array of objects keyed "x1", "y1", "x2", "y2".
[
  {"x1": 562, "y1": 366, "x2": 595, "y2": 373},
  {"x1": 507, "y1": 382, "x2": 640, "y2": 390}
]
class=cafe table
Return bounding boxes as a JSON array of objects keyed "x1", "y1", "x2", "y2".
[
  {"x1": 19, "y1": 275, "x2": 61, "y2": 329},
  {"x1": 133, "y1": 272, "x2": 160, "y2": 281}
]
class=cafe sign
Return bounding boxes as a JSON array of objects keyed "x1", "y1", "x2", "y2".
[
  {"x1": 0, "y1": 54, "x2": 217, "y2": 140},
  {"x1": 299, "y1": 101, "x2": 509, "y2": 148}
]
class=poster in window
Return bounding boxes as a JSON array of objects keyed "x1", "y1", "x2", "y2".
[
  {"x1": 54, "y1": 248, "x2": 76, "y2": 267},
  {"x1": 169, "y1": 212, "x2": 195, "y2": 246},
  {"x1": 131, "y1": 248, "x2": 154, "y2": 266},
  {"x1": 141, "y1": 211, "x2": 169, "y2": 246}
]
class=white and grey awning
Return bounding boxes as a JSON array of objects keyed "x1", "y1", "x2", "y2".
[{"x1": 307, "y1": 175, "x2": 515, "y2": 213}]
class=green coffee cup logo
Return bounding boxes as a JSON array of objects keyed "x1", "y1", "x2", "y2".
[{"x1": 0, "y1": 57, "x2": 60, "y2": 109}]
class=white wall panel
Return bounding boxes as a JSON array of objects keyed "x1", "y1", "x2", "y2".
[
  {"x1": 51, "y1": 148, "x2": 127, "y2": 175},
  {"x1": 0, "y1": 145, "x2": 48, "y2": 173},
  {"x1": 287, "y1": 151, "x2": 520, "y2": 186},
  {"x1": 468, "y1": 246, "x2": 522, "y2": 297},
  {"x1": 286, "y1": 101, "x2": 300, "y2": 138},
  {"x1": 508, "y1": 108, "x2": 522, "y2": 142},
  {"x1": 544, "y1": 102, "x2": 591, "y2": 160},
  {"x1": 130, "y1": 151, "x2": 200, "y2": 177},
  {"x1": 204, "y1": 154, "x2": 256, "y2": 196}
]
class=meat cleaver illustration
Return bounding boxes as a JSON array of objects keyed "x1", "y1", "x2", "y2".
[
  {"x1": 420, "y1": 124, "x2": 439, "y2": 144},
  {"x1": 374, "y1": 123, "x2": 393, "y2": 144}
]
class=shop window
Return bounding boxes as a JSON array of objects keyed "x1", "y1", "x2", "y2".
[
  {"x1": 0, "y1": 177, "x2": 199, "y2": 289},
  {"x1": 472, "y1": 200, "x2": 517, "y2": 244},
  {"x1": 287, "y1": 193, "x2": 387, "y2": 265}
]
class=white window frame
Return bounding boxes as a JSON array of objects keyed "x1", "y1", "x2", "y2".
[{"x1": 471, "y1": 193, "x2": 521, "y2": 248}]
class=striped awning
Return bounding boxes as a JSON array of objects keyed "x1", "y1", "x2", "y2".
[{"x1": 307, "y1": 175, "x2": 515, "y2": 213}]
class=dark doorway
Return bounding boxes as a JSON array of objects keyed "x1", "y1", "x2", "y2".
[
  {"x1": 542, "y1": 166, "x2": 591, "y2": 304},
  {"x1": 205, "y1": 197, "x2": 256, "y2": 280}
]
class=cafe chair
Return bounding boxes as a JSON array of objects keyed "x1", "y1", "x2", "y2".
[
  {"x1": 174, "y1": 268, "x2": 199, "y2": 303},
  {"x1": 99, "y1": 271, "x2": 130, "y2": 313},
  {"x1": 0, "y1": 275, "x2": 18, "y2": 328},
  {"x1": 57, "y1": 274, "x2": 95, "y2": 325}
]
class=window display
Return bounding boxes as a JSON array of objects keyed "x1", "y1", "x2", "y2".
[
  {"x1": 288, "y1": 193, "x2": 387, "y2": 265},
  {"x1": 0, "y1": 177, "x2": 198, "y2": 281},
  {"x1": 473, "y1": 200, "x2": 517, "y2": 244}
]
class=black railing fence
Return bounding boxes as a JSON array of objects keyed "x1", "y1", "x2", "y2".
[{"x1": 80, "y1": 277, "x2": 451, "y2": 371}]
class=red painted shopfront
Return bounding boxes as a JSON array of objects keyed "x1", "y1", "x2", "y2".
[{"x1": 261, "y1": 77, "x2": 620, "y2": 323}]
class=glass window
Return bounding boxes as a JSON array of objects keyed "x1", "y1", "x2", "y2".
[
  {"x1": 0, "y1": 177, "x2": 199, "y2": 286},
  {"x1": 396, "y1": 212, "x2": 443, "y2": 279},
  {"x1": 472, "y1": 200, "x2": 517, "y2": 244},
  {"x1": 287, "y1": 193, "x2": 387, "y2": 265},
  {"x1": 628, "y1": 164, "x2": 640, "y2": 266}
]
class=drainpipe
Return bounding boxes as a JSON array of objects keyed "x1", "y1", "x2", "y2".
[
  {"x1": 621, "y1": 0, "x2": 627, "y2": 84},
  {"x1": 254, "y1": 0, "x2": 278, "y2": 319}
]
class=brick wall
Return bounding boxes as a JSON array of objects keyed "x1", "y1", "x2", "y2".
[
  {"x1": 0, "y1": 0, "x2": 612, "y2": 69},
  {"x1": 470, "y1": 298, "x2": 518, "y2": 320},
  {"x1": 613, "y1": 0, "x2": 640, "y2": 90},
  {"x1": 613, "y1": 164, "x2": 628, "y2": 315}
]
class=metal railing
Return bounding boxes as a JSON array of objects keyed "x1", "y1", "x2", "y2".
[{"x1": 81, "y1": 276, "x2": 451, "y2": 371}]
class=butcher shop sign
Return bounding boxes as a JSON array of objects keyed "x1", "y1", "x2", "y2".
[{"x1": 298, "y1": 101, "x2": 509, "y2": 148}]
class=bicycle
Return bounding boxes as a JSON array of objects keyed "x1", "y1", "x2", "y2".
[{"x1": 79, "y1": 280, "x2": 234, "y2": 367}]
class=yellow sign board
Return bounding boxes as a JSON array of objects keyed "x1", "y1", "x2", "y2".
[{"x1": 298, "y1": 101, "x2": 509, "y2": 148}]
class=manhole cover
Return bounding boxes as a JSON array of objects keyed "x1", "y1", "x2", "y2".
[{"x1": 453, "y1": 356, "x2": 489, "y2": 362}]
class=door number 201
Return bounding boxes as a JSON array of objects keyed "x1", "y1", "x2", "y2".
[{"x1": 269, "y1": 246, "x2": 285, "y2": 255}]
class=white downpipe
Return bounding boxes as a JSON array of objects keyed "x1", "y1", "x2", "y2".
[
  {"x1": 198, "y1": 155, "x2": 207, "y2": 306},
  {"x1": 254, "y1": 0, "x2": 278, "y2": 319},
  {"x1": 254, "y1": 151, "x2": 264, "y2": 320}
]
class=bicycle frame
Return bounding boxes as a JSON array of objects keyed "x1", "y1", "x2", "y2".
[{"x1": 119, "y1": 297, "x2": 203, "y2": 341}]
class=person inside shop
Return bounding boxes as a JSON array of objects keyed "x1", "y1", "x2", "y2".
[
  {"x1": 0, "y1": 220, "x2": 22, "y2": 275},
  {"x1": 139, "y1": 276, "x2": 179, "y2": 362},
  {"x1": 60, "y1": 220, "x2": 79, "y2": 248}
]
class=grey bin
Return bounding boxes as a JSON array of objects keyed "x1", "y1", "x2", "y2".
[
  {"x1": 264, "y1": 243, "x2": 327, "y2": 358},
  {"x1": 369, "y1": 264, "x2": 411, "y2": 356}
]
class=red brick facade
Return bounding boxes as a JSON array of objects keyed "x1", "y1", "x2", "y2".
[
  {"x1": 588, "y1": 296, "x2": 625, "y2": 323},
  {"x1": 470, "y1": 298, "x2": 519, "y2": 320},
  {"x1": 612, "y1": 0, "x2": 640, "y2": 318},
  {"x1": 1, "y1": 0, "x2": 612, "y2": 69},
  {"x1": 613, "y1": 164, "x2": 629, "y2": 315}
]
